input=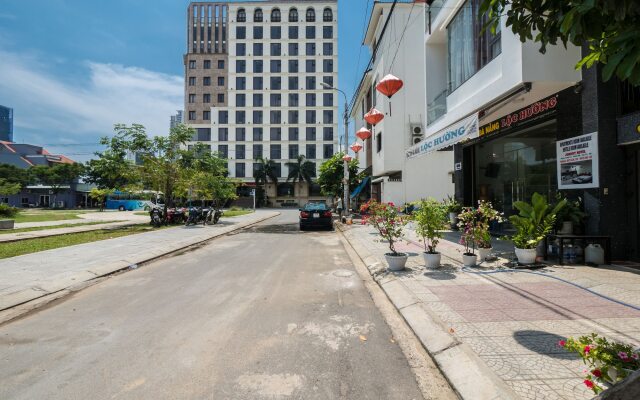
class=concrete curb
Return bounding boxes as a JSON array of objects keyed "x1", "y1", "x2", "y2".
[
  {"x1": 337, "y1": 222, "x2": 519, "y2": 400},
  {"x1": 0, "y1": 212, "x2": 279, "y2": 324}
]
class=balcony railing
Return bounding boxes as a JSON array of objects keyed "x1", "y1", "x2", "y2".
[{"x1": 427, "y1": 89, "x2": 448, "y2": 126}]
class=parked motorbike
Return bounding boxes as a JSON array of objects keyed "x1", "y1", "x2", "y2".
[
  {"x1": 149, "y1": 206, "x2": 164, "y2": 227},
  {"x1": 203, "y1": 208, "x2": 223, "y2": 225},
  {"x1": 185, "y1": 206, "x2": 204, "y2": 226},
  {"x1": 166, "y1": 207, "x2": 187, "y2": 225}
]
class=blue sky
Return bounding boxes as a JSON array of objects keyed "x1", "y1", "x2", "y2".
[{"x1": 0, "y1": 0, "x2": 373, "y2": 161}]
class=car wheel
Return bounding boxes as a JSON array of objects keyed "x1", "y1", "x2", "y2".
[
  {"x1": 118, "y1": 205, "x2": 125, "y2": 211},
  {"x1": 299, "y1": 225, "x2": 305, "y2": 231}
]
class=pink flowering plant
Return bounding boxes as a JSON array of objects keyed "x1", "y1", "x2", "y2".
[
  {"x1": 360, "y1": 200, "x2": 409, "y2": 256},
  {"x1": 457, "y1": 201, "x2": 503, "y2": 254},
  {"x1": 560, "y1": 333, "x2": 640, "y2": 394}
]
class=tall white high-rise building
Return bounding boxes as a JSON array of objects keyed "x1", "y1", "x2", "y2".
[{"x1": 184, "y1": 1, "x2": 338, "y2": 206}]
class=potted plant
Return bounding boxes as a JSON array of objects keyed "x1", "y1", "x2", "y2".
[
  {"x1": 553, "y1": 193, "x2": 587, "y2": 234},
  {"x1": 457, "y1": 207, "x2": 479, "y2": 267},
  {"x1": 412, "y1": 198, "x2": 448, "y2": 269},
  {"x1": 444, "y1": 195, "x2": 462, "y2": 226},
  {"x1": 508, "y1": 192, "x2": 566, "y2": 264},
  {"x1": 361, "y1": 200, "x2": 410, "y2": 271},
  {"x1": 474, "y1": 201, "x2": 503, "y2": 261}
]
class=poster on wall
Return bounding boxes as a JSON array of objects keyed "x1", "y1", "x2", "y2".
[{"x1": 556, "y1": 132, "x2": 599, "y2": 189}]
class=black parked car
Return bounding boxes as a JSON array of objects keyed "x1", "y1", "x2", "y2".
[{"x1": 299, "y1": 202, "x2": 333, "y2": 230}]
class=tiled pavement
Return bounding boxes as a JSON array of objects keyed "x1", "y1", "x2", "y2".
[{"x1": 341, "y1": 224, "x2": 640, "y2": 400}]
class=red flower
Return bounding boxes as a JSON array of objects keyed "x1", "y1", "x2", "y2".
[
  {"x1": 558, "y1": 340, "x2": 566, "y2": 347},
  {"x1": 584, "y1": 379, "x2": 594, "y2": 389},
  {"x1": 584, "y1": 345, "x2": 592, "y2": 354},
  {"x1": 591, "y1": 369, "x2": 602, "y2": 378}
]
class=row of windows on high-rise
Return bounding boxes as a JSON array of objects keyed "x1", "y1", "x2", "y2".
[
  {"x1": 236, "y1": 58, "x2": 335, "y2": 73},
  {"x1": 188, "y1": 59, "x2": 225, "y2": 69},
  {"x1": 195, "y1": 127, "x2": 334, "y2": 142},
  {"x1": 216, "y1": 143, "x2": 333, "y2": 160},
  {"x1": 235, "y1": 25, "x2": 333, "y2": 40},
  {"x1": 235, "y1": 42, "x2": 333, "y2": 57},
  {"x1": 187, "y1": 74, "x2": 333, "y2": 89},
  {"x1": 236, "y1": 7, "x2": 333, "y2": 23},
  {"x1": 188, "y1": 91, "x2": 334, "y2": 105},
  {"x1": 189, "y1": 109, "x2": 335, "y2": 123}
]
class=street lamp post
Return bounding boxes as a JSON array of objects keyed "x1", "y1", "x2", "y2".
[{"x1": 320, "y1": 82, "x2": 350, "y2": 219}]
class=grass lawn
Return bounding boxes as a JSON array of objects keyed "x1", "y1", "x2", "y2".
[
  {"x1": 0, "y1": 225, "x2": 166, "y2": 259},
  {"x1": 13, "y1": 212, "x2": 83, "y2": 223},
  {"x1": 225, "y1": 210, "x2": 253, "y2": 217},
  {"x1": 134, "y1": 211, "x2": 149, "y2": 216},
  {"x1": 0, "y1": 220, "x2": 122, "y2": 235}
]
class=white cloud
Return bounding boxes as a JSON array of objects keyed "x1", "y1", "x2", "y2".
[{"x1": 0, "y1": 49, "x2": 183, "y2": 160}]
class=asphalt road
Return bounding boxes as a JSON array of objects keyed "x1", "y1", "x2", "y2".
[{"x1": 0, "y1": 211, "x2": 426, "y2": 400}]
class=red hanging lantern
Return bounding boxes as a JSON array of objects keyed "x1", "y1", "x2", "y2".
[
  {"x1": 356, "y1": 127, "x2": 372, "y2": 140},
  {"x1": 376, "y1": 74, "x2": 404, "y2": 98},
  {"x1": 350, "y1": 142, "x2": 363, "y2": 153},
  {"x1": 342, "y1": 154, "x2": 352, "y2": 162},
  {"x1": 364, "y1": 108, "x2": 384, "y2": 126}
]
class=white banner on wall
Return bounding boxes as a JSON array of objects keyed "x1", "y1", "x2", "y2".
[
  {"x1": 556, "y1": 132, "x2": 599, "y2": 189},
  {"x1": 406, "y1": 113, "x2": 479, "y2": 159}
]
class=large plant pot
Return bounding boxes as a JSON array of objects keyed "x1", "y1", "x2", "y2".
[
  {"x1": 477, "y1": 247, "x2": 492, "y2": 262},
  {"x1": 0, "y1": 220, "x2": 14, "y2": 230},
  {"x1": 462, "y1": 253, "x2": 477, "y2": 268},
  {"x1": 423, "y1": 252, "x2": 441, "y2": 269},
  {"x1": 515, "y1": 247, "x2": 537, "y2": 265},
  {"x1": 448, "y1": 212, "x2": 457, "y2": 225},
  {"x1": 385, "y1": 253, "x2": 409, "y2": 271}
]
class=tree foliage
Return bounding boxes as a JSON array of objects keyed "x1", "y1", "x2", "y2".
[
  {"x1": 88, "y1": 188, "x2": 114, "y2": 211},
  {"x1": 180, "y1": 146, "x2": 237, "y2": 208},
  {"x1": 317, "y1": 152, "x2": 360, "y2": 197},
  {"x1": 0, "y1": 164, "x2": 30, "y2": 188},
  {"x1": 285, "y1": 155, "x2": 315, "y2": 185},
  {"x1": 253, "y1": 157, "x2": 279, "y2": 186},
  {"x1": 480, "y1": 0, "x2": 640, "y2": 84},
  {"x1": 0, "y1": 179, "x2": 21, "y2": 196},
  {"x1": 85, "y1": 131, "x2": 139, "y2": 190}
]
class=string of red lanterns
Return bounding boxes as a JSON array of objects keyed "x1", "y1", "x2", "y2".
[
  {"x1": 356, "y1": 127, "x2": 372, "y2": 140},
  {"x1": 364, "y1": 108, "x2": 384, "y2": 126},
  {"x1": 376, "y1": 74, "x2": 404, "y2": 99},
  {"x1": 350, "y1": 142, "x2": 363, "y2": 153}
]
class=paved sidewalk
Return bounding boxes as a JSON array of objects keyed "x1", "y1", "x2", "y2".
[
  {"x1": 0, "y1": 210, "x2": 279, "y2": 317},
  {"x1": 340, "y1": 223, "x2": 640, "y2": 400}
]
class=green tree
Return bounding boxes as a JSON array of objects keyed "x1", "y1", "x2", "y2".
[
  {"x1": 317, "y1": 152, "x2": 360, "y2": 197},
  {"x1": 285, "y1": 155, "x2": 315, "y2": 194},
  {"x1": 480, "y1": 0, "x2": 640, "y2": 84},
  {"x1": 85, "y1": 130, "x2": 139, "y2": 190},
  {"x1": 253, "y1": 157, "x2": 278, "y2": 206},
  {"x1": 88, "y1": 188, "x2": 114, "y2": 211},
  {"x1": 180, "y1": 145, "x2": 236, "y2": 208},
  {"x1": 30, "y1": 163, "x2": 85, "y2": 207},
  {"x1": 0, "y1": 164, "x2": 30, "y2": 188},
  {"x1": 0, "y1": 179, "x2": 21, "y2": 197}
]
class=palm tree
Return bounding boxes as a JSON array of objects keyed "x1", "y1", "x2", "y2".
[
  {"x1": 254, "y1": 157, "x2": 279, "y2": 186},
  {"x1": 286, "y1": 155, "x2": 315, "y2": 197}
]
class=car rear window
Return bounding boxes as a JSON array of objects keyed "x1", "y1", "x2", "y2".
[{"x1": 304, "y1": 203, "x2": 328, "y2": 211}]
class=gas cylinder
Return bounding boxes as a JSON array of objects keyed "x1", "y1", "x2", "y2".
[{"x1": 585, "y1": 244, "x2": 605, "y2": 265}]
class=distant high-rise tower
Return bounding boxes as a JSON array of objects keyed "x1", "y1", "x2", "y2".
[
  {"x1": 170, "y1": 110, "x2": 184, "y2": 129},
  {"x1": 0, "y1": 105, "x2": 14, "y2": 142},
  {"x1": 183, "y1": 1, "x2": 339, "y2": 188}
]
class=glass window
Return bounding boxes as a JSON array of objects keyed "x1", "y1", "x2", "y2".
[
  {"x1": 288, "y1": 43, "x2": 299, "y2": 56},
  {"x1": 288, "y1": 110, "x2": 299, "y2": 124},
  {"x1": 253, "y1": 26, "x2": 263, "y2": 39},
  {"x1": 217, "y1": 93, "x2": 225, "y2": 103},
  {"x1": 376, "y1": 132, "x2": 382, "y2": 153},
  {"x1": 203, "y1": 111, "x2": 210, "y2": 120},
  {"x1": 204, "y1": 60, "x2": 211, "y2": 69},
  {"x1": 270, "y1": 76, "x2": 281, "y2": 90},
  {"x1": 270, "y1": 43, "x2": 281, "y2": 56},
  {"x1": 289, "y1": 26, "x2": 298, "y2": 39},
  {"x1": 270, "y1": 59, "x2": 282, "y2": 73},
  {"x1": 189, "y1": 60, "x2": 196, "y2": 69},
  {"x1": 219, "y1": 111, "x2": 228, "y2": 124},
  {"x1": 306, "y1": 8, "x2": 315, "y2": 22},
  {"x1": 288, "y1": 127, "x2": 299, "y2": 141},
  {"x1": 188, "y1": 111, "x2": 196, "y2": 120},
  {"x1": 219, "y1": 127, "x2": 229, "y2": 140},
  {"x1": 188, "y1": 93, "x2": 196, "y2": 103},
  {"x1": 236, "y1": 60, "x2": 246, "y2": 73},
  {"x1": 218, "y1": 145, "x2": 228, "y2": 159},
  {"x1": 323, "y1": 93, "x2": 333, "y2": 106},
  {"x1": 236, "y1": 111, "x2": 246, "y2": 124},
  {"x1": 270, "y1": 93, "x2": 282, "y2": 107},
  {"x1": 203, "y1": 93, "x2": 211, "y2": 103},
  {"x1": 236, "y1": 162, "x2": 245, "y2": 178},
  {"x1": 270, "y1": 127, "x2": 282, "y2": 140},
  {"x1": 306, "y1": 59, "x2": 316, "y2": 73},
  {"x1": 253, "y1": 76, "x2": 263, "y2": 90},
  {"x1": 235, "y1": 144, "x2": 245, "y2": 159},
  {"x1": 254, "y1": 8, "x2": 263, "y2": 22},
  {"x1": 271, "y1": 8, "x2": 281, "y2": 22},
  {"x1": 323, "y1": 144, "x2": 333, "y2": 158},
  {"x1": 253, "y1": 43, "x2": 263, "y2": 56},
  {"x1": 323, "y1": 26, "x2": 333, "y2": 39},
  {"x1": 218, "y1": 60, "x2": 225, "y2": 69},
  {"x1": 323, "y1": 59, "x2": 333, "y2": 73},
  {"x1": 253, "y1": 60, "x2": 263, "y2": 73},
  {"x1": 236, "y1": 26, "x2": 246, "y2": 39},
  {"x1": 306, "y1": 26, "x2": 315, "y2": 39},
  {"x1": 306, "y1": 127, "x2": 316, "y2": 140},
  {"x1": 217, "y1": 76, "x2": 225, "y2": 86},
  {"x1": 236, "y1": 93, "x2": 246, "y2": 107},
  {"x1": 236, "y1": 43, "x2": 246, "y2": 56},
  {"x1": 323, "y1": 8, "x2": 333, "y2": 22},
  {"x1": 289, "y1": 93, "x2": 299, "y2": 107},
  {"x1": 288, "y1": 59, "x2": 299, "y2": 73},
  {"x1": 306, "y1": 93, "x2": 316, "y2": 106},
  {"x1": 289, "y1": 8, "x2": 298, "y2": 22},
  {"x1": 323, "y1": 110, "x2": 333, "y2": 124},
  {"x1": 253, "y1": 128, "x2": 263, "y2": 141},
  {"x1": 270, "y1": 26, "x2": 281, "y2": 39},
  {"x1": 196, "y1": 128, "x2": 211, "y2": 141},
  {"x1": 236, "y1": 127, "x2": 246, "y2": 141},
  {"x1": 203, "y1": 77, "x2": 211, "y2": 86},
  {"x1": 288, "y1": 76, "x2": 298, "y2": 90},
  {"x1": 236, "y1": 77, "x2": 246, "y2": 90},
  {"x1": 306, "y1": 110, "x2": 316, "y2": 124},
  {"x1": 270, "y1": 110, "x2": 281, "y2": 124},
  {"x1": 270, "y1": 144, "x2": 281, "y2": 159},
  {"x1": 188, "y1": 77, "x2": 196, "y2": 86},
  {"x1": 253, "y1": 93, "x2": 263, "y2": 107},
  {"x1": 306, "y1": 144, "x2": 316, "y2": 159},
  {"x1": 323, "y1": 127, "x2": 333, "y2": 140},
  {"x1": 289, "y1": 144, "x2": 299, "y2": 159},
  {"x1": 305, "y1": 43, "x2": 315, "y2": 56},
  {"x1": 322, "y1": 75, "x2": 333, "y2": 87},
  {"x1": 253, "y1": 144, "x2": 263, "y2": 159},
  {"x1": 323, "y1": 43, "x2": 333, "y2": 56},
  {"x1": 306, "y1": 76, "x2": 316, "y2": 90},
  {"x1": 253, "y1": 110, "x2": 263, "y2": 124},
  {"x1": 237, "y1": 9, "x2": 246, "y2": 23}
]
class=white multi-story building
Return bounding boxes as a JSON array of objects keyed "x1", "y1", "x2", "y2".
[{"x1": 184, "y1": 1, "x2": 338, "y2": 207}]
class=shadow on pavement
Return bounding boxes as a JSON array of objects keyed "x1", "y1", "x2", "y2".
[{"x1": 513, "y1": 330, "x2": 578, "y2": 360}]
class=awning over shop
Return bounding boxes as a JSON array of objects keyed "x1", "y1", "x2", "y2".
[
  {"x1": 406, "y1": 113, "x2": 479, "y2": 159},
  {"x1": 350, "y1": 176, "x2": 370, "y2": 199}
]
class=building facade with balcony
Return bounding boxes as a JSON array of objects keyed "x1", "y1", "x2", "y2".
[{"x1": 183, "y1": 1, "x2": 338, "y2": 207}]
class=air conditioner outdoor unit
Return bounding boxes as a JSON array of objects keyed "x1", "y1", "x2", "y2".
[{"x1": 410, "y1": 123, "x2": 424, "y2": 145}]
